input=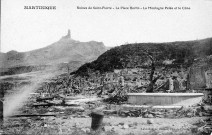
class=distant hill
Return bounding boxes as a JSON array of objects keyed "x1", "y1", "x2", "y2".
[
  {"x1": 73, "y1": 37, "x2": 212, "y2": 76},
  {"x1": 0, "y1": 30, "x2": 107, "y2": 75}
]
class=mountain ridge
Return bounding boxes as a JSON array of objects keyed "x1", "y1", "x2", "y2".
[{"x1": 0, "y1": 30, "x2": 107, "y2": 75}]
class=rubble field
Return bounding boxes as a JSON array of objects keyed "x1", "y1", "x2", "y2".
[
  {"x1": 2, "y1": 93, "x2": 212, "y2": 135},
  {"x1": 1, "y1": 69, "x2": 212, "y2": 135}
]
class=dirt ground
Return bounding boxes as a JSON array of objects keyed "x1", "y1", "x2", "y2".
[{"x1": 3, "y1": 116, "x2": 208, "y2": 135}]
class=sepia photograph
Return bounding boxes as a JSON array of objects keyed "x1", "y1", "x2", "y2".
[{"x1": 0, "y1": 0, "x2": 212, "y2": 134}]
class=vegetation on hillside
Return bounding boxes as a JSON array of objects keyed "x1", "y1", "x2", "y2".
[{"x1": 73, "y1": 38, "x2": 212, "y2": 77}]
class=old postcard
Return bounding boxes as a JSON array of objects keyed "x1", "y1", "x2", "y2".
[{"x1": 1, "y1": 0, "x2": 212, "y2": 134}]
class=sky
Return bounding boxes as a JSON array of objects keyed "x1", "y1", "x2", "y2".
[{"x1": 1, "y1": 0, "x2": 212, "y2": 52}]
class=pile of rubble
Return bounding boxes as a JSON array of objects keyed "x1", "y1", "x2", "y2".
[
  {"x1": 8, "y1": 90, "x2": 212, "y2": 135},
  {"x1": 118, "y1": 106, "x2": 209, "y2": 118},
  {"x1": 22, "y1": 90, "x2": 212, "y2": 119},
  {"x1": 102, "y1": 103, "x2": 212, "y2": 118},
  {"x1": 192, "y1": 118, "x2": 212, "y2": 134},
  {"x1": 103, "y1": 90, "x2": 128, "y2": 104},
  {"x1": 14, "y1": 93, "x2": 105, "y2": 118}
]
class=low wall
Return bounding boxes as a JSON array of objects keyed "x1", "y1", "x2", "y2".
[{"x1": 127, "y1": 93, "x2": 204, "y2": 106}]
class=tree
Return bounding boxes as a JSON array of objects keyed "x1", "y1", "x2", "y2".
[{"x1": 141, "y1": 50, "x2": 161, "y2": 93}]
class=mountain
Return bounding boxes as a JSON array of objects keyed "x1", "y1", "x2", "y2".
[
  {"x1": 73, "y1": 37, "x2": 212, "y2": 76},
  {"x1": 0, "y1": 30, "x2": 107, "y2": 75}
]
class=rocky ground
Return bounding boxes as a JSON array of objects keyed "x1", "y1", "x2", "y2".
[
  {"x1": 2, "y1": 115, "x2": 211, "y2": 135},
  {"x1": 2, "y1": 92, "x2": 212, "y2": 135},
  {"x1": 1, "y1": 71, "x2": 212, "y2": 135}
]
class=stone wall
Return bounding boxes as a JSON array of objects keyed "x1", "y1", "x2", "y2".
[
  {"x1": 205, "y1": 69, "x2": 212, "y2": 88},
  {"x1": 188, "y1": 65, "x2": 212, "y2": 89},
  {"x1": 188, "y1": 67, "x2": 206, "y2": 89}
]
